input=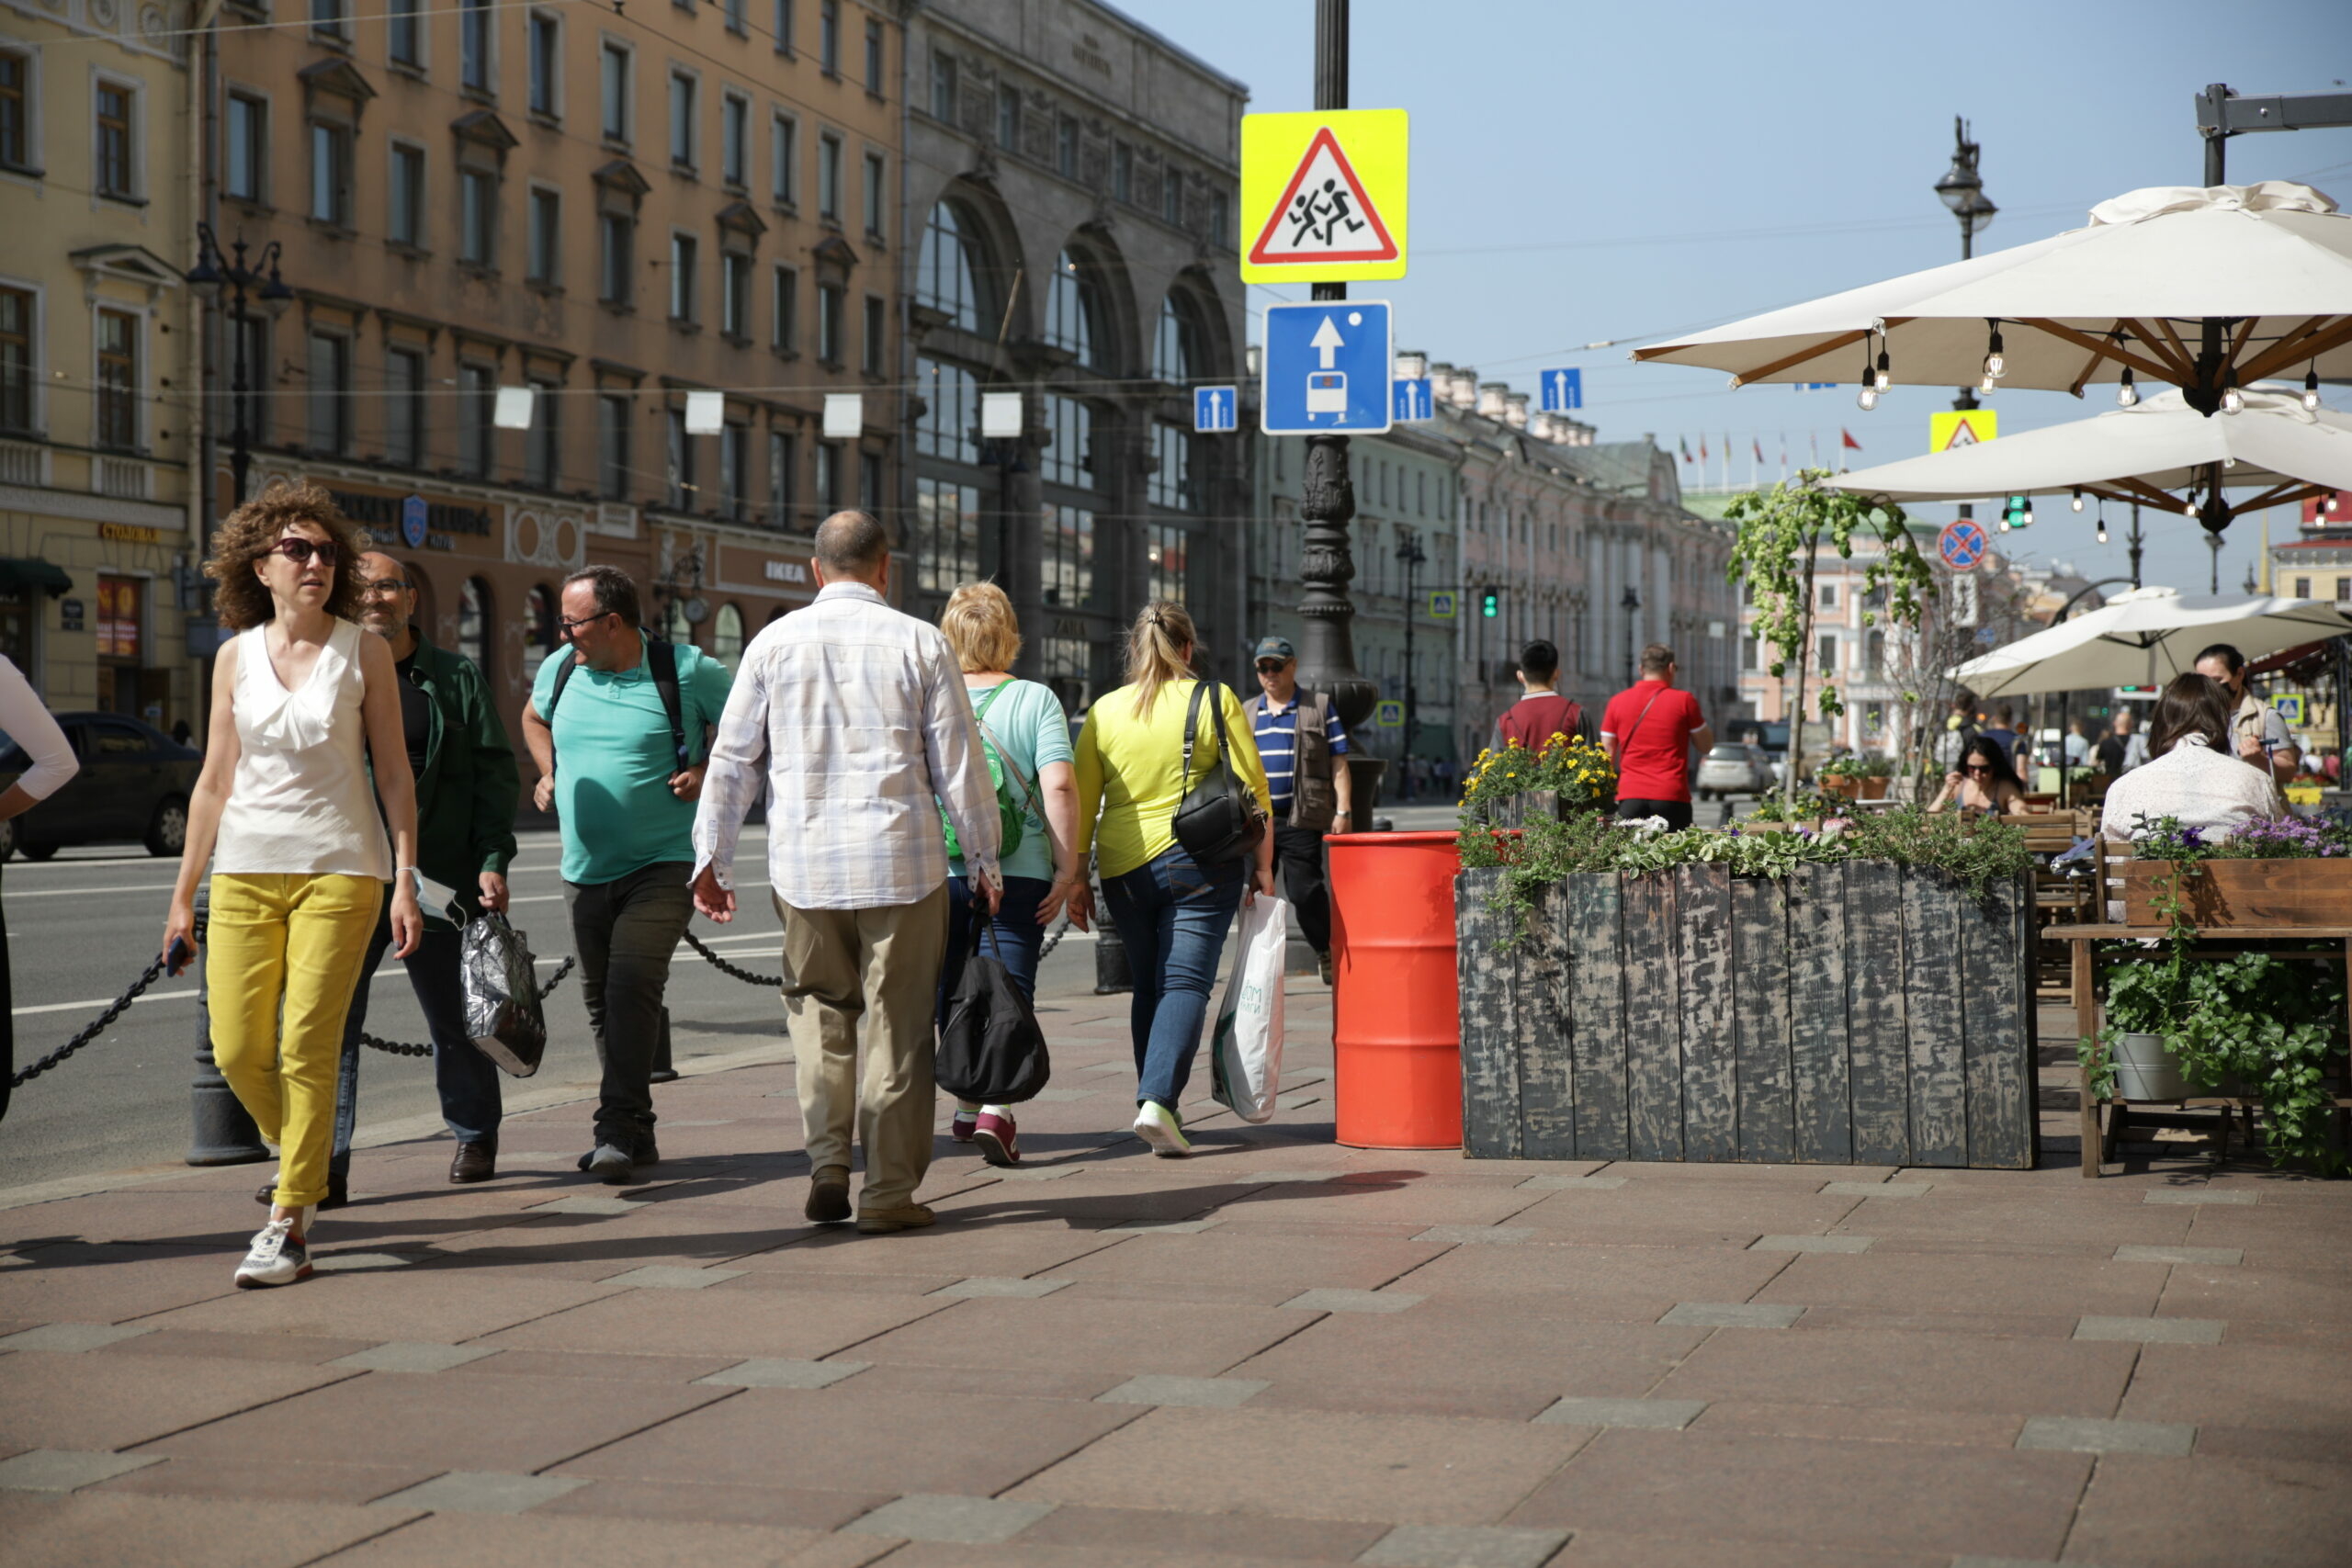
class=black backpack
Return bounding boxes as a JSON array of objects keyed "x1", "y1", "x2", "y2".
[
  {"x1": 545, "y1": 638, "x2": 690, "y2": 782},
  {"x1": 935, "y1": 917, "x2": 1051, "y2": 1105}
]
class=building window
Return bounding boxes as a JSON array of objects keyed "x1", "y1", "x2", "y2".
[
  {"x1": 1162, "y1": 166, "x2": 1182, "y2": 225},
  {"x1": 461, "y1": 0, "x2": 493, "y2": 92},
  {"x1": 310, "y1": 121, "x2": 351, "y2": 225},
  {"x1": 232, "y1": 315, "x2": 267, "y2": 445},
  {"x1": 458, "y1": 578, "x2": 492, "y2": 677},
  {"x1": 915, "y1": 478, "x2": 980, "y2": 594},
  {"x1": 767, "y1": 429, "x2": 795, "y2": 526},
  {"x1": 719, "y1": 423, "x2": 747, "y2": 519},
  {"x1": 770, "y1": 113, "x2": 797, "y2": 204},
  {"x1": 527, "y1": 186, "x2": 560, "y2": 283},
  {"x1": 1056, "y1": 115, "x2": 1077, "y2": 178},
  {"x1": 458, "y1": 364, "x2": 494, "y2": 475},
  {"x1": 1147, "y1": 524, "x2": 1188, "y2": 604},
  {"x1": 2295, "y1": 576, "x2": 2312, "y2": 600},
  {"x1": 863, "y1": 17, "x2": 884, "y2": 93},
  {"x1": 96, "y1": 576, "x2": 141, "y2": 662},
  {"x1": 528, "y1": 12, "x2": 560, "y2": 116},
  {"x1": 713, "y1": 603, "x2": 744, "y2": 670},
  {"x1": 814, "y1": 441, "x2": 839, "y2": 510},
  {"x1": 914, "y1": 359, "x2": 978, "y2": 464},
  {"x1": 306, "y1": 331, "x2": 350, "y2": 454},
  {"x1": 859, "y1": 450, "x2": 882, "y2": 509},
  {"x1": 771, "y1": 264, "x2": 797, "y2": 350},
  {"x1": 665, "y1": 406, "x2": 694, "y2": 508},
  {"x1": 721, "y1": 92, "x2": 748, "y2": 186},
  {"x1": 2337, "y1": 577, "x2": 2352, "y2": 604},
  {"x1": 600, "y1": 41, "x2": 630, "y2": 141},
  {"x1": 816, "y1": 283, "x2": 843, "y2": 365},
  {"x1": 523, "y1": 584, "x2": 558, "y2": 683},
  {"x1": 0, "y1": 288, "x2": 33, "y2": 432},
  {"x1": 720, "y1": 251, "x2": 750, "y2": 338},
  {"x1": 724, "y1": 0, "x2": 745, "y2": 35},
  {"x1": 1152, "y1": 295, "x2": 1196, "y2": 383},
  {"x1": 389, "y1": 0, "x2": 422, "y2": 66},
  {"x1": 1816, "y1": 633, "x2": 1838, "y2": 676},
  {"x1": 1148, "y1": 423, "x2": 1192, "y2": 511},
  {"x1": 96, "y1": 82, "x2": 135, "y2": 198},
  {"x1": 95, "y1": 308, "x2": 136, "y2": 449},
  {"x1": 917, "y1": 204, "x2": 984, "y2": 332},
  {"x1": 1210, "y1": 190, "x2": 1229, "y2": 247},
  {"x1": 1041, "y1": 394, "x2": 1091, "y2": 489},
  {"x1": 861, "y1": 294, "x2": 885, "y2": 376},
  {"x1": 1819, "y1": 582, "x2": 1838, "y2": 609},
  {"x1": 388, "y1": 141, "x2": 424, "y2": 244},
  {"x1": 819, "y1": 0, "x2": 840, "y2": 74},
  {"x1": 817, "y1": 131, "x2": 841, "y2": 220},
  {"x1": 459, "y1": 167, "x2": 495, "y2": 264},
  {"x1": 669, "y1": 71, "x2": 696, "y2": 168},
  {"x1": 225, "y1": 93, "x2": 266, "y2": 201},
  {"x1": 386, "y1": 346, "x2": 424, "y2": 467},
  {"x1": 311, "y1": 0, "x2": 345, "y2": 39},
  {"x1": 996, "y1": 85, "x2": 1019, "y2": 152},
  {"x1": 1045, "y1": 251, "x2": 1099, "y2": 367},
  {"x1": 0, "y1": 51, "x2": 28, "y2": 173},
  {"x1": 669, "y1": 232, "x2": 696, "y2": 320},
  {"x1": 598, "y1": 392, "x2": 630, "y2": 498},
  {"x1": 1113, "y1": 141, "x2": 1132, "y2": 203},
  {"x1": 1042, "y1": 503, "x2": 1093, "y2": 609},
  {"x1": 929, "y1": 51, "x2": 956, "y2": 121},
  {"x1": 524, "y1": 380, "x2": 557, "y2": 487},
  {"x1": 862, "y1": 151, "x2": 886, "y2": 239}
]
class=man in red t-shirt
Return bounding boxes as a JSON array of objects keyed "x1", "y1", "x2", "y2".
[
  {"x1": 1490, "y1": 639, "x2": 1584, "y2": 751},
  {"x1": 1600, "y1": 643, "x2": 1713, "y2": 830}
]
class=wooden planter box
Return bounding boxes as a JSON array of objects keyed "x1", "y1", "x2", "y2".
[
  {"x1": 1458, "y1": 863, "x2": 2037, "y2": 1168},
  {"x1": 2120, "y1": 859, "x2": 2352, "y2": 928}
]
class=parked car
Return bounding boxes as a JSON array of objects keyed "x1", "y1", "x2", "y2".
[
  {"x1": 0, "y1": 713, "x2": 200, "y2": 862},
  {"x1": 1695, "y1": 741, "x2": 1776, "y2": 800}
]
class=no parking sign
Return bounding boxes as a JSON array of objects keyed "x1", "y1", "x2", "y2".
[{"x1": 1938, "y1": 519, "x2": 1988, "y2": 572}]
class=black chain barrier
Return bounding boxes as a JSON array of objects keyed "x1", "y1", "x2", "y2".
[
  {"x1": 682, "y1": 919, "x2": 1073, "y2": 989},
  {"x1": 8, "y1": 956, "x2": 169, "y2": 1089},
  {"x1": 359, "y1": 956, "x2": 578, "y2": 1058}
]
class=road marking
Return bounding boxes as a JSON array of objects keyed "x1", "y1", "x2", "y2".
[
  {"x1": 7, "y1": 884, "x2": 180, "y2": 898},
  {"x1": 15, "y1": 988, "x2": 198, "y2": 1016}
]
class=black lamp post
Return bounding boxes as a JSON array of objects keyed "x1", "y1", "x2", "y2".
[
  {"x1": 1934, "y1": 120, "x2": 1996, "y2": 521},
  {"x1": 1395, "y1": 533, "x2": 1427, "y2": 796},
  {"x1": 186, "y1": 224, "x2": 293, "y2": 507},
  {"x1": 1621, "y1": 583, "x2": 1641, "y2": 687}
]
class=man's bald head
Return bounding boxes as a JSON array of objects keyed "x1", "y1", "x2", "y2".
[{"x1": 813, "y1": 510, "x2": 890, "y2": 585}]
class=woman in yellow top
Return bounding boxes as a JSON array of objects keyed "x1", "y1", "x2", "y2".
[{"x1": 1070, "y1": 603, "x2": 1274, "y2": 1156}]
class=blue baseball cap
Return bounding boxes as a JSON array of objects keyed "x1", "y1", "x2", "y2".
[{"x1": 1253, "y1": 637, "x2": 1296, "y2": 662}]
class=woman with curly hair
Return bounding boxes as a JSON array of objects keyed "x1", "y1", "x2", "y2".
[{"x1": 160, "y1": 480, "x2": 423, "y2": 1288}]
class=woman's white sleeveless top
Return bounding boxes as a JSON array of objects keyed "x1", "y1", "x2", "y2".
[{"x1": 213, "y1": 618, "x2": 393, "y2": 879}]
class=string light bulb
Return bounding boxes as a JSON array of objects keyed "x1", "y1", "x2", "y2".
[
  {"x1": 2117, "y1": 367, "x2": 2139, "y2": 408},
  {"x1": 2022, "y1": 501, "x2": 2035, "y2": 525},
  {"x1": 2096, "y1": 501, "x2": 2109, "y2": 544},
  {"x1": 1856, "y1": 343, "x2": 1877, "y2": 411},
  {"x1": 1874, "y1": 347, "x2": 1892, "y2": 392},
  {"x1": 2071, "y1": 488, "x2": 2084, "y2": 512},
  {"x1": 2221, "y1": 367, "x2": 2245, "y2": 415},
  {"x1": 1983, "y1": 321, "x2": 2007, "y2": 380},
  {"x1": 1997, "y1": 513, "x2": 2011, "y2": 533},
  {"x1": 2307, "y1": 367, "x2": 2324, "y2": 412}
]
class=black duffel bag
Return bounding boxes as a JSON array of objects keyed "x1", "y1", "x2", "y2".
[
  {"x1": 1170, "y1": 680, "x2": 1266, "y2": 868},
  {"x1": 936, "y1": 916, "x2": 1050, "y2": 1105}
]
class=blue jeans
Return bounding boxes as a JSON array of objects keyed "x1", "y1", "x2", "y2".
[
  {"x1": 939, "y1": 874, "x2": 1052, "y2": 1029},
  {"x1": 330, "y1": 895, "x2": 504, "y2": 1173},
  {"x1": 1102, "y1": 845, "x2": 1247, "y2": 1113}
]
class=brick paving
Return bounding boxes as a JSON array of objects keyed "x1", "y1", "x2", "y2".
[{"x1": 3, "y1": 977, "x2": 2349, "y2": 1567}]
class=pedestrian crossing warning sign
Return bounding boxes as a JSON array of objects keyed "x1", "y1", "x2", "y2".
[
  {"x1": 1240, "y1": 109, "x2": 1408, "y2": 284},
  {"x1": 1928, "y1": 409, "x2": 1999, "y2": 453}
]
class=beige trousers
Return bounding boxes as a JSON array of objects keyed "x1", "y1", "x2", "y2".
[{"x1": 775, "y1": 883, "x2": 949, "y2": 1211}]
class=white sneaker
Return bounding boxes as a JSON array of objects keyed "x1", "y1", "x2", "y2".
[
  {"x1": 1133, "y1": 1101, "x2": 1193, "y2": 1158},
  {"x1": 233, "y1": 1217, "x2": 311, "y2": 1289}
]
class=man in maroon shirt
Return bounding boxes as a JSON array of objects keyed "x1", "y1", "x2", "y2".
[
  {"x1": 1490, "y1": 640, "x2": 1585, "y2": 751},
  {"x1": 1600, "y1": 643, "x2": 1713, "y2": 831}
]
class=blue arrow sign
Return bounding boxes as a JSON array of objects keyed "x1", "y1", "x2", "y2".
[
  {"x1": 1393, "y1": 378, "x2": 1434, "y2": 423},
  {"x1": 1193, "y1": 385, "x2": 1238, "y2": 434},
  {"x1": 1540, "y1": 367, "x2": 1583, "y2": 412},
  {"x1": 1261, "y1": 300, "x2": 1394, "y2": 435}
]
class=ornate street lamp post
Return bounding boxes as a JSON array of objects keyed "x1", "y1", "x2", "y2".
[
  {"x1": 1395, "y1": 532, "x2": 1426, "y2": 796},
  {"x1": 186, "y1": 225, "x2": 293, "y2": 507},
  {"x1": 1934, "y1": 121, "x2": 1996, "y2": 523},
  {"x1": 1621, "y1": 584, "x2": 1641, "y2": 687}
]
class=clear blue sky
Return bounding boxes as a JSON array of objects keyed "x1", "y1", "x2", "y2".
[{"x1": 1120, "y1": 0, "x2": 2352, "y2": 597}]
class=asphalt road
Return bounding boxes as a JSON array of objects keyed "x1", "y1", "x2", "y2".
[{"x1": 0, "y1": 826, "x2": 1107, "y2": 1192}]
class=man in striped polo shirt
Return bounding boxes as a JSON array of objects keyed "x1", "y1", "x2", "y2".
[{"x1": 1243, "y1": 637, "x2": 1351, "y2": 984}]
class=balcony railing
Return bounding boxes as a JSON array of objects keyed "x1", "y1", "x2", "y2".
[
  {"x1": 94, "y1": 456, "x2": 152, "y2": 500},
  {"x1": 0, "y1": 438, "x2": 45, "y2": 487}
]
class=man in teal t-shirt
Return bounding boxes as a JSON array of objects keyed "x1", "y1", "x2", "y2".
[{"x1": 520, "y1": 565, "x2": 732, "y2": 1181}]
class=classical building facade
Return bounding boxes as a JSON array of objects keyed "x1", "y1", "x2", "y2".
[
  {"x1": 1, "y1": 0, "x2": 199, "y2": 724},
  {"x1": 902, "y1": 0, "x2": 1248, "y2": 711},
  {"x1": 203, "y1": 0, "x2": 905, "y2": 739}
]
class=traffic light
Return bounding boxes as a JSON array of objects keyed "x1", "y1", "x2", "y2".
[
  {"x1": 1480, "y1": 588, "x2": 1500, "y2": 618},
  {"x1": 2000, "y1": 495, "x2": 2034, "y2": 531}
]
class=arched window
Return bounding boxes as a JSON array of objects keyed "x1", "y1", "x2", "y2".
[
  {"x1": 458, "y1": 577, "x2": 492, "y2": 678},
  {"x1": 666, "y1": 599, "x2": 695, "y2": 647},
  {"x1": 713, "y1": 603, "x2": 745, "y2": 671},
  {"x1": 1152, "y1": 295, "x2": 1199, "y2": 384},
  {"x1": 1045, "y1": 249, "x2": 1102, "y2": 368},
  {"x1": 916, "y1": 203, "x2": 986, "y2": 333},
  {"x1": 521, "y1": 583, "x2": 558, "y2": 685}
]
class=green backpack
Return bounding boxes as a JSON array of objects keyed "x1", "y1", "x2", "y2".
[{"x1": 941, "y1": 682, "x2": 1027, "y2": 864}]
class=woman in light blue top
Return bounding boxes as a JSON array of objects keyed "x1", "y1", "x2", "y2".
[{"x1": 934, "y1": 583, "x2": 1080, "y2": 1167}]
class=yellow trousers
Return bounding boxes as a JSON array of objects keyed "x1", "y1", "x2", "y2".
[{"x1": 208, "y1": 874, "x2": 384, "y2": 1209}]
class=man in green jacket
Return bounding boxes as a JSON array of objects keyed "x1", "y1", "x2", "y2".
[{"x1": 264, "y1": 552, "x2": 521, "y2": 1205}]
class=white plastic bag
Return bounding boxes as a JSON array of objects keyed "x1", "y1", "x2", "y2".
[{"x1": 1209, "y1": 894, "x2": 1290, "y2": 1123}]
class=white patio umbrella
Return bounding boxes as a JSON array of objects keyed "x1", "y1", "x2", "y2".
[
  {"x1": 1946, "y1": 585, "x2": 2352, "y2": 699},
  {"x1": 1634, "y1": 183, "x2": 2352, "y2": 412},
  {"x1": 1826, "y1": 387, "x2": 2352, "y2": 530}
]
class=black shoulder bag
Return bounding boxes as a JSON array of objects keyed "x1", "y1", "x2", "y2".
[{"x1": 1171, "y1": 681, "x2": 1266, "y2": 867}]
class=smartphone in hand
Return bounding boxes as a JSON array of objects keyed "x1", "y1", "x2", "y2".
[{"x1": 166, "y1": 937, "x2": 194, "y2": 978}]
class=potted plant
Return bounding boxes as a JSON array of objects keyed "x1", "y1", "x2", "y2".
[
  {"x1": 2120, "y1": 813, "x2": 2352, "y2": 928},
  {"x1": 1462, "y1": 732, "x2": 1616, "y2": 828}
]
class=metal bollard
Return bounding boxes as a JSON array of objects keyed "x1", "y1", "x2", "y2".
[
  {"x1": 186, "y1": 884, "x2": 269, "y2": 1165},
  {"x1": 1092, "y1": 876, "x2": 1132, "y2": 995},
  {"x1": 649, "y1": 1006, "x2": 679, "y2": 1083}
]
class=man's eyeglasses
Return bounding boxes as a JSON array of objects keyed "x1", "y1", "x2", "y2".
[
  {"x1": 267, "y1": 538, "x2": 338, "y2": 568},
  {"x1": 559, "y1": 610, "x2": 616, "y2": 637},
  {"x1": 1255, "y1": 660, "x2": 1289, "y2": 675},
  {"x1": 357, "y1": 579, "x2": 410, "y2": 600}
]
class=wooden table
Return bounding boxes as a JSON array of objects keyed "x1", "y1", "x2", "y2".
[{"x1": 2045, "y1": 922, "x2": 2352, "y2": 1176}]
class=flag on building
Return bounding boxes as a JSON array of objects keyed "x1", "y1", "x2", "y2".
[
  {"x1": 1679, "y1": 436, "x2": 1693, "y2": 462},
  {"x1": 1841, "y1": 428, "x2": 1863, "y2": 450},
  {"x1": 1752, "y1": 437, "x2": 1764, "y2": 463},
  {"x1": 1699, "y1": 436, "x2": 1708, "y2": 460}
]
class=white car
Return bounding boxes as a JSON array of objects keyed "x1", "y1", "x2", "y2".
[{"x1": 1695, "y1": 742, "x2": 1775, "y2": 800}]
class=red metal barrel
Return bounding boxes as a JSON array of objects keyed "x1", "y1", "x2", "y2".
[{"x1": 1326, "y1": 830, "x2": 1463, "y2": 1149}]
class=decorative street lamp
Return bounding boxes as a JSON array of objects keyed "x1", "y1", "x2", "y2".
[
  {"x1": 1395, "y1": 532, "x2": 1427, "y2": 796},
  {"x1": 186, "y1": 224, "x2": 294, "y2": 507},
  {"x1": 1621, "y1": 583, "x2": 1641, "y2": 687},
  {"x1": 1934, "y1": 119, "x2": 1996, "y2": 523}
]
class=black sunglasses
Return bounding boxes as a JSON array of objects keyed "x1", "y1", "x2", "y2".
[
  {"x1": 1255, "y1": 660, "x2": 1290, "y2": 674},
  {"x1": 267, "y1": 538, "x2": 338, "y2": 568}
]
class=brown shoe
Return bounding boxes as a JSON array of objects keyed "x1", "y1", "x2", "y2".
[
  {"x1": 856, "y1": 1202, "x2": 936, "y2": 1235},
  {"x1": 449, "y1": 1140, "x2": 497, "y2": 1185},
  {"x1": 805, "y1": 1166, "x2": 852, "y2": 1224}
]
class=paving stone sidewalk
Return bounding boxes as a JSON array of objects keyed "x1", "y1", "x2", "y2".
[{"x1": 4, "y1": 979, "x2": 2349, "y2": 1567}]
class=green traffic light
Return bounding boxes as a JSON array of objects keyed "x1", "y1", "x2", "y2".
[{"x1": 1480, "y1": 590, "x2": 1499, "y2": 618}]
